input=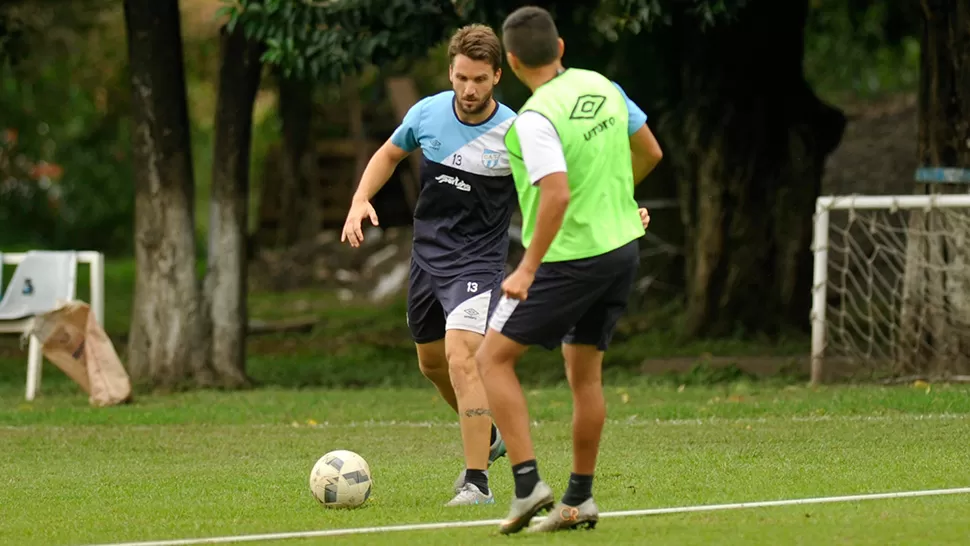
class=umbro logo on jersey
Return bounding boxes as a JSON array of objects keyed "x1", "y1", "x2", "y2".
[
  {"x1": 435, "y1": 174, "x2": 471, "y2": 192},
  {"x1": 569, "y1": 94, "x2": 606, "y2": 120}
]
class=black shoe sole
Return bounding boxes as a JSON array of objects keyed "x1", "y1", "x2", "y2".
[{"x1": 572, "y1": 518, "x2": 598, "y2": 530}]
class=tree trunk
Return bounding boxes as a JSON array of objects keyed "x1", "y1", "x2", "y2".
[
  {"x1": 899, "y1": 0, "x2": 970, "y2": 376},
  {"x1": 275, "y1": 75, "x2": 315, "y2": 246},
  {"x1": 660, "y1": 0, "x2": 847, "y2": 337},
  {"x1": 204, "y1": 26, "x2": 263, "y2": 388},
  {"x1": 123, "y1": 0, "x2": 207, "y2": 387},
  {"x1": 918, "y1": 0, "x2": 970, "y2": 172}
]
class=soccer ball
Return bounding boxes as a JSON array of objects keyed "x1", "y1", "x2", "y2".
[{"x1": 309, "y1": 450, "x2": 372, "y2": 509}]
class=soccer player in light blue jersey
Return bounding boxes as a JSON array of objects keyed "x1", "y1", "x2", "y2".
[{"x1": 341, "y1": 25, "x2": 515, "y2": 506}]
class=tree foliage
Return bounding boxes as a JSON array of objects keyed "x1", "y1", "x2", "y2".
[
  {"x1": 805, "y1": 0, "x2": 921, "y2": 100},
  {"x1": 0, "y1": 0, "x2": 110, "y2": 67},
  {"x1": 464, "y1": 0, "x2": 748, "y2": 41},
  {"x1": 0, "y1": 0, "x2": 133, "y2": 252},
  {"x1": 221, "y1": 0, "x2": 464, "y2": 81},
  {"x1": 221, "y1": 0, "x2": 750, "y2": 82}
]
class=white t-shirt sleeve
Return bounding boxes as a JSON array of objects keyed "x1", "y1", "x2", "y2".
[{"x1": 514, "y1": 111, "x2": 567, "y2": 185}]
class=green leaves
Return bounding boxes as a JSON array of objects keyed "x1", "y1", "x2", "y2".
[
  {"x1": 221, "y1": 0, "x2": 751, "y2": 82},
  {"x1": 223, "y1": 0, "x2": 461, "y2": 81}
]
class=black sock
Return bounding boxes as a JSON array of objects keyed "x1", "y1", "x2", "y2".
[
  {"x1": 561, "y1": 473, "x2": 594, "y2": 505},
  {"x1": 464, "y1": 468, "x2": 489, "y2": 495},
  {"x1": 512, "y1": 459, "x2": 540, "y2": 498},
  {"x1": 490, "y1": 424, "x2": 498, "y2": 445}
]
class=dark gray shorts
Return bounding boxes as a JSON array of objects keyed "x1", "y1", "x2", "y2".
[
  {"x1": 406, "y1": 259, "x2": 504, "y2": 344},
  {"x1": 487, "y1": 241, "x2": 639, "y2": 351}
]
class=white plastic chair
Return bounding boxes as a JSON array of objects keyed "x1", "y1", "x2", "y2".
[{"x1": 0, "y1": 251, "x2": 78, "y2": 400}]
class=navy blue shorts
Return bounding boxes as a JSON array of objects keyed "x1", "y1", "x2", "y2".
[
  {"x1": 487, "y1": 241, "x2": 639, "y2": 351},
  {"x1": 406, "y1": 259, "x2": 504, "y2": 344}
]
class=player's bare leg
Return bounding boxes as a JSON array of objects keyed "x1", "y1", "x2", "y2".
[
  {"x1": 477, "y1": 329, "x2": 554, "y2": 533},
  {"x1": 415, "y1": 340, "x2": 458, "y2": 412},
  {"x1": 562, "y1": 343, "x2": 605, "y2": 476},
  {"x1": 476, "y1": 329, "x2": 532, "y2": 464},
  {"x1": 446, "y1": 330, "x2": 491, "y2": 469},
  {"x1": 443, "y1": 329, "x2": 498, "y2": 505},
  {"x1": 528, "y1": 343, "x2": 603, "y2": 532},
  {"x1": 417, "y1": 335, "x2": 505, "y2": 504}
]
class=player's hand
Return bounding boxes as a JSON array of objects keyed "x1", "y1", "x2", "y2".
[
  {"x1": 639, "y1": 207, "x2": 650, "y2": 230},
  {"x1": 341, "y1": 199, "x2": 379, "y2": 248},
  {"x1": 502, "y1": 266, "x2": 536, "y2": 301}
]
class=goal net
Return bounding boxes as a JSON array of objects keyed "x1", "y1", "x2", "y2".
[{"x1": 811, "y1": 194, "x2": 970, "y2": 382}]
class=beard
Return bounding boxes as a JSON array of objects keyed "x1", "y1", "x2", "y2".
[{"x1": 457, "y1": 93, "x2": 492, "y2": 116}]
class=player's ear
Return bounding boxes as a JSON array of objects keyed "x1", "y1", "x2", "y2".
[
  {"x1": 557, "y1": 38, "x2": 565, "y2": 59},
  {"x1": 506, "y1": 51, "x2": 518, "y2": 71},
  {"x1": 493, "y1": 67, "x2": 502, "y2": 85}
]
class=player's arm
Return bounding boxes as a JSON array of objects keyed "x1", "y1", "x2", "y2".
[
  {"x1": 614, "y1": 82, "x2": 662, "y2": 184},
  {"x1": 350, "y1": 139, "x2": 410, "y2": 204},
  {"x1": 515, "y1": 112, "x2": 570, "y2": 274},
  {"x1": 342, "y1": 100, "x2": 422, "y2": 246},
  {"x1": 630, "y1": 123, "x2": 662, "y2": 184},
  {"x1": 351, "y1": 99, "x2": 422, "y2": 203}
]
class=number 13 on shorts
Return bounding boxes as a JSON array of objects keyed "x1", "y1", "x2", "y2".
[{"x1": 466, "y1": 282, "x2": 479, "y2": 293}]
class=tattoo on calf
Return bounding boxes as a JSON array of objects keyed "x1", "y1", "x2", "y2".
[{"x1": 464, "y1": 408, "x2": 492, "y2": 418}]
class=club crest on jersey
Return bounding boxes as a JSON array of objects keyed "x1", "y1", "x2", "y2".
[{"x1": 482, "y1": 149, "x2": 501, "y2": 169}]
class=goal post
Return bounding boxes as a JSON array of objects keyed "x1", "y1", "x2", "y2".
[{"x1": 811, "y1": 193, "x2": 970, "y2": 384}]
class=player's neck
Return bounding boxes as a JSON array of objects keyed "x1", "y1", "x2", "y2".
[
  {"x1": 454, "y1": 97, "x2": 497, "y2": 125},
  {"x1": 522, "y1": 62, "x2": 565, "y2": 92}
]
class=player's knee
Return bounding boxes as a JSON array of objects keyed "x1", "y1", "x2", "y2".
[
  {"x1": 445, "y1": 330, "x2": 480, "y2": 365},
  {"x1": 473, "y1": 337, "x2": 498, "y2": 379},
  {"x1": 562, "y1": 343, "x2": 604, "y2": 387},
  {"x1": 418, "y1": 354, "x2": 448, "y2": 379},
  {"x1": 418, "y1": 357, "x2": 447, "y2": 380},
  {"x1": 473, "y1": 346, "x2": 487, "y2": 375},
  {"x1": 446, "y1": 343, "x2": 476, "y2": 373},
  {"x1": 416, "y1": 341, "x2": 448, "y2": 380}
]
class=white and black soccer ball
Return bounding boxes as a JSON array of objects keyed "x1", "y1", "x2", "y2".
[{"x1": 309, "y1": 450, "x2": 372, "y2": 509}]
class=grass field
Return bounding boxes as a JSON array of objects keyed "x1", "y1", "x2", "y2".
[
  {"x1": 3, "y1": 381, "x2": 970, "y2": 546},
  {"x1": 3, "y1": 258, "x2": 968, "y2": 545}
]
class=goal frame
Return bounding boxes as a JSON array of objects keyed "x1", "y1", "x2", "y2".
[{"x1": 810, "y1": 193, "x2": 970, "y2": 384}]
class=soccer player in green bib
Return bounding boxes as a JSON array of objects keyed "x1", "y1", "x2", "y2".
[{"x1": 475, "y1": 6, "x2": 663, "y2": 534}]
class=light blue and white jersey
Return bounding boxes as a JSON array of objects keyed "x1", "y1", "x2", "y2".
[{"x1": 391, "y1": 90, "x2": 517, "y2": 277}]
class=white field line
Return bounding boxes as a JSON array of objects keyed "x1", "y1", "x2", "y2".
[
  {"x1": 3, "y1": 412, "x2": 970, "y2": 431},
  {"x1": 75, "y1": 486, "x2": 970, "y2": 546}
]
